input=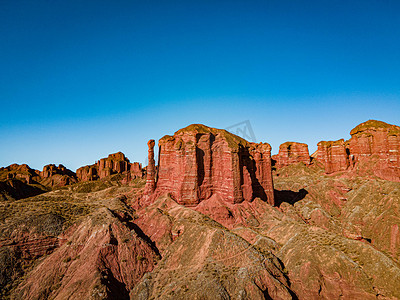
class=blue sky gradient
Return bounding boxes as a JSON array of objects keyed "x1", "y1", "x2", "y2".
[{"x1": 1, "y1": 1, "x2": 399, "y2": 170}]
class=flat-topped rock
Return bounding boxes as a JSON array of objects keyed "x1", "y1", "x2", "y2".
[
  {"x1": 144, "y1": 124, "x2": 275, "y2": 206},
  {"x1": 273, "y1": 142, "x2": 310, "y2": 168},
  {"x1": 76, "y1": 152, "x2": 144, "y2": 182},
  {"x1": 349, "y1": 120, "x2": 400, "y2": 181},
  {"x1": 316, "y1": 139, "x2": 349, "y2": 174},
  {"x1": 315, "y1": 120, "x2": 400, "y2": 181}
]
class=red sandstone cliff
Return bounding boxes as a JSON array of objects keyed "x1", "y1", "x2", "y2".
[
  {"x1": 40, "y1": 164, "x2": 78, "y2": 186},
  {"x1": 316, "y1": 120, "x2": 400, "y2": 181},
  {"x1": 349, "y1": 120, "x2": 400, "y2": 181},
  {"x1": 144, "y1": 124, "x2": 275, "y2": 206},
  {"x1": 272, "y1": 142, "x2": 310, "y2": 168},
  {"x1": 0, "y1": 164, "x2": 38, "y2": 184},
  {"x1": 0, "y1": 163, "x2": 77, "y2": 187},
  {"x1": 316, "y1": 139, "x2": 349, "y2": 174},
  {"x1": 76, "y1": 152, "x2": 144, "y2": 182}
]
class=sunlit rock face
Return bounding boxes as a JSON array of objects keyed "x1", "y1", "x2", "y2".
[
  {"x1": 76, "y1": 152, "x2": 143, "y2": 182},
  {"x1": 145, "y1": 124, "x2": 275, "y2": 206},
  {"x1": 316, "y1": 139, "x2": 349, "y2": 174},
  {"x1": 143, "y1": 139, "x2": 156, "y2": 196},
  {"x1": 272, "y1": 141, "x2": 310, "y2": 168},
  {"x1": 348, "y1": 120, "x2": 400, "y2": 181},
  {"x1": 315, "y1": 120, "x2": 400, "y2": 182},
  {"x1": 0, "y1": 163, "x2": 77, "y2": 195}
]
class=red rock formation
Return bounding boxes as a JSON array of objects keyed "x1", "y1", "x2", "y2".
[
  {"x1": 316, "y1": 139, "x2": 349, "y2": 174},
  {"x1": 273, "y1": 142, "x2": 310, "y2": 168},
  {"x1": 315, "y1": 120, "x2": 400, "y2": 181},
  {"x1": 41, "y1": 164, "x2": 58, "y2": 178},
  {"x1": 40, "y1": 164, "x2": 77, "y2": 186},
  {"x1": 348, "y1": 120, "x2": 400, "y2": 181},
  {"x1": 2, "y1": 153, "x2": 143, "y2": 194},
  {"x1": 249, "y1": 143, "x2": 275, "y2": 205},
  {"x1": 0, "y1": 164, "x2": 38, "y2": 183},
  {"x1": 40, "y1": 164, "x2": 77, "y2": 187},
  {"x1": 0, "y1": 235, "x2": 60, "y2": 259},
  {"x1": 130, "y1": 162, "x2": 143, "y2": 178},
  {"x1": 144, "y1": 140, "x2": 156, "y2": 195},
  {"x1": 0, "y1": 163, "x2": 77, "y2": 193},
  {"x1": 76, "y1": 152, "x2": 144, "y2": 182},
  {"x1": 146, "y1": 124, "x2": 275, "y2": 206},
  {"x1": 97, "y1": 152, "x2": 129, "y2": 178},
  {"x1": 76, "y1": 165, "x2": 98, "y2": 181}
]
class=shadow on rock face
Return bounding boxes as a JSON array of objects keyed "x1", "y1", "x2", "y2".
[{"x1": 274, "y1": 188, "x2": 308, "y2": 206}]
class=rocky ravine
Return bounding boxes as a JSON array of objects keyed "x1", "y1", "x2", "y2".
[{"x1": 0, "y1": 120, "x2": 399, "y2": 299}]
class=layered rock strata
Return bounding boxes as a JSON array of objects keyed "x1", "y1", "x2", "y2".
[
  {"x1": 40, "y1": 164, "x2": 77, "y2": 186},
  {"x1": 0, "y1": 164, "x2": 38, "y2": 184},
  {"x1": 349, "y1": 120, "x2": 400, "y2": 181},
  {"x1": 144, "y1": 140, "x2": 156, "y2": 195},
  {"x1": 272, "y1": 142, "x2": 310, "y2": 168},
  {"x1": 76, "y1": 152, "x2": 143, "y2": 182},
  {"x1": 144, "y1": 124, "x2": 275, "y2": 206},
  {"x1": 316, "y1": 139, "x2": 349, "y2": 173},
  {"x1": 0, "y1": 163, "x2": 77, "y2": 189},
  {"x1": 316, "y1": 120, "x2": 400, "y2": 181}
]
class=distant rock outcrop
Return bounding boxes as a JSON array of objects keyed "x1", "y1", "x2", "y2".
[
  {"x1": 272, "y1": 142, "x2": 310, "y2": 168},
  {"x1": 76, "y1": 152, "x2": 144, "y2": 182},
  {"x1": 315, "y1": 120, "x2": 400, "y2": 181},
  {"x1": 316, "y1": 139, "x2": 349, "y2": 173},
  {"x1": 144, "y1": 124, "x2": 275, "y2": 206},
  {"x1": 0, "y1": 152, "x2": 144, "y2": 200},
  {"x1": 349, "y1": 120, "x2": 400, "y2": 181},
  {"x1": 0, "y1": 164, "x2": 38, "y2": 184},
  {"x1": 40, "y1": 164, "x2": 77, "y2": 186},
  {"x1": 0, "y1": 163, "x2": 77, "y2": 200},
  {"x1": 75, "y1": 165, "x2": 98, "y2": 182}
]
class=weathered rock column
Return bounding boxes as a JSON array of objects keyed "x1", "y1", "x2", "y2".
[
  {"x1": 252, "y1": 143, "x2": 275, "y2": 206},
  {"x1": 145, "y1": 139, "x2": 156, "y2": 194}
]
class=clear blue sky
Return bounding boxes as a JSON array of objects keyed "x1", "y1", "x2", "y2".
[{"x1": 1, "y1": 1, "x2": 399, "y2": 171}]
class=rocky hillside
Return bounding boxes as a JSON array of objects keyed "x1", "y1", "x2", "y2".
[
  {"x1": 0, "y1": 152, "x2": 144, "y2": 201},
  {"x1": 1, "y1": 120, "x2": 399, "y2": 299}
]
